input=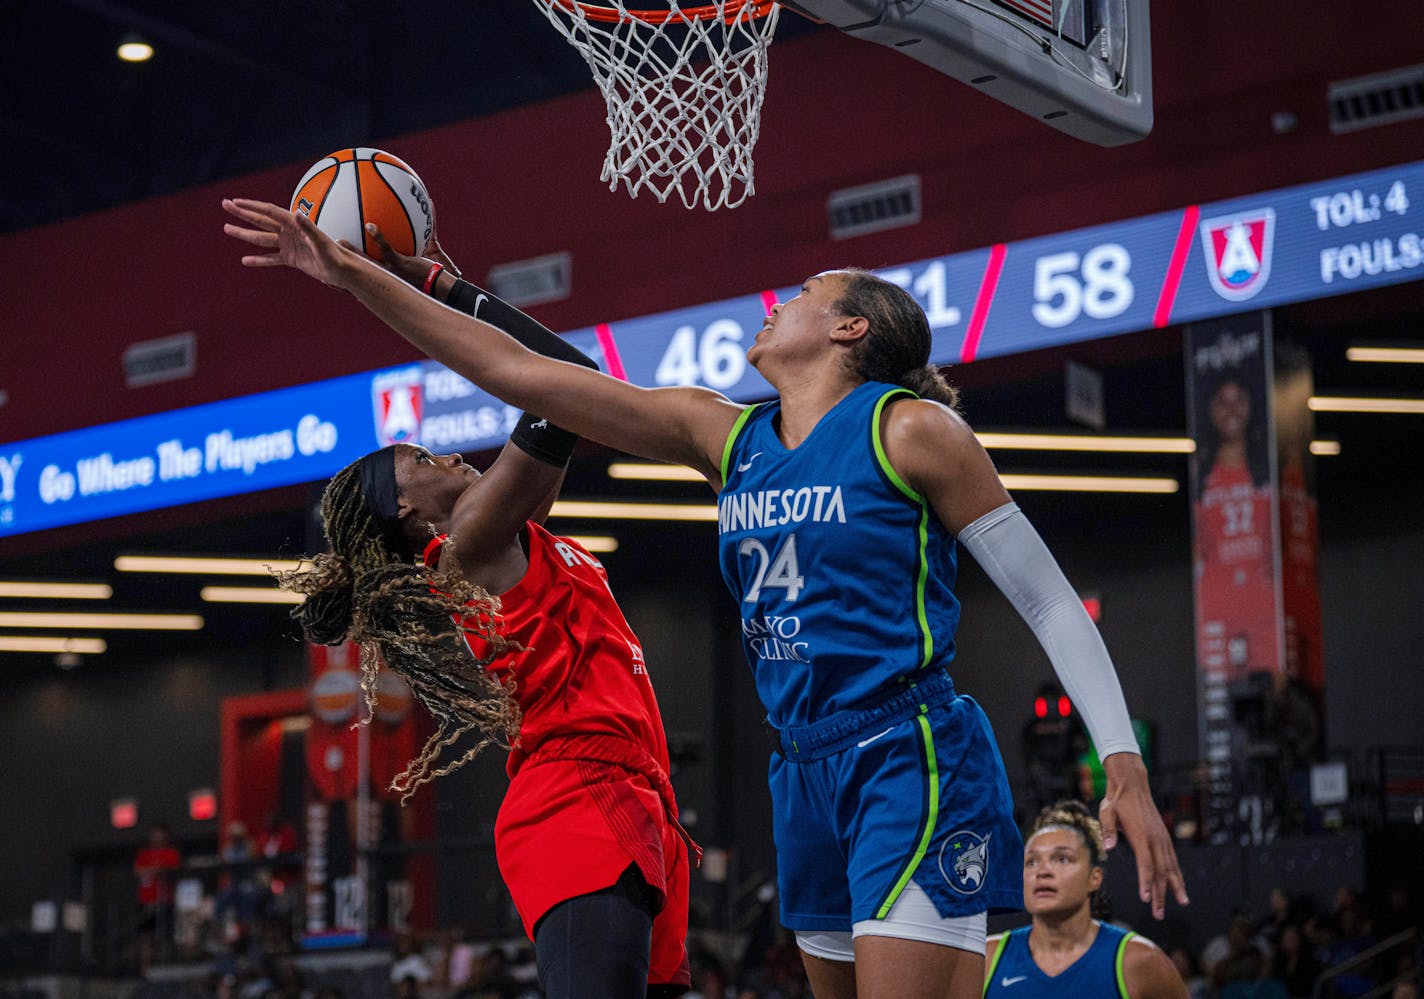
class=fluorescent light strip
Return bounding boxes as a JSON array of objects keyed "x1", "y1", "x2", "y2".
[
  {"x1": 607, "y1": 463, "x2": 703, "y2": 481},
  {"x1": 201, "y1": 586, "x2": 305, "y2": 605},
  {"x1": 1346, "y1": 346, "x2": 1424, "y2": 364},
  {"x1": 115, "y1": 555, "x2": 304, "y2": 575},
  {"x1": 976, "y1": 433, "x2": 1195, "y2": 453},
  {"x1": 0, "y1": 612, "x2": 204, "y2": 630},
  {"x1": 1308, "y1": 396, "x2": 1424, "y2": 414},
  {"x1": 564, "y1": 535, "x2": 620, "y2": 553},
  {"x1": 0, "y1": 636, "x2": 108, "y2": 654},
  {"x1": 1310, "y1": 440, "x2": 1342, "y2": 456},
  {"x1": 550, "y1": 500, "x2": 718, "y2": 522},
  {"x1": 608, "y1": 436, "x2": 1198, "y2": 476},
  {"x1": 0, "y1": 582, "x2": 113, "y2": 599},
  {"x1": 999, "y1": 474, "x2": 1180, "y2": 494},
  {"x1": 0, "y1": 643, "x2": 108, "y2": 657}
]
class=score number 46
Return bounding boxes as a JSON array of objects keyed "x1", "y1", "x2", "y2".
[
  {"x1": 655, "y1": 319, "x2": 747, "y2": 388},
  {"x1": 1031, "y1": 243, "x2": 1135, "y2": 329}
]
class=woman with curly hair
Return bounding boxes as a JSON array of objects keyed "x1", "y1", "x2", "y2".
[
  {"x1": 276, "y1": 235, "x2": 694, "y2": 999},
  {"x1": 984, "y1": 801, "x2": 1186, "y2": 999}
]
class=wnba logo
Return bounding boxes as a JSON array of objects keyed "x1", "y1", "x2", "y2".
[
  {"x1": 371, "y1": 366, "x2": 425, "y2": 446},
  {"x1": 1199, "y1": 209, "x2": 1276, "y2": 302}
]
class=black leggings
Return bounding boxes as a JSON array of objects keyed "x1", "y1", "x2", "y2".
[{"x1": 534, "y1": 865, "x2": 657, "y2": 999}]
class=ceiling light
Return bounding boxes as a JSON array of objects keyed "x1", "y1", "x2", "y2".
[
  {"x1": 1308, "y1": 396, "x2": 1424, "y2": 414},
  {"x1": 607, "y1": 463, "x2": 703, "y2": 481},
  {"x1": 976, "y1": 433, "x2": 1196, "y2": 453},
  {"x1": 115, "y1": 555, "x2": 304, "y2": 575},
  {"x1": 1345, "y1": 346, "x2": 1424, "y2": 364},
  {"x1": 0, "y1": 582, "x2": 112, "y2": 599},
  {"x1": 200, "y1": 587, "x2": 304, "y2": 604},
  {"x1": 116, "y1": 34, "x2": 153, "y2": 63},
  {"x1": 549, "y1": 500, "x2": 718, "y2": 522},
  {"x1": 563, "y1": 535, "x2": 620, "y2": 552},
  {"x1": 0, "y1": 636, "x2": 108, "y2": 654},
  {"x1": 999, "y1": 474, "x2": 1180, "y2": 494},
  {"x1": 0, "y1": 612, "x2": 204, "y2": 630},
  {"x1": 1309, "y1": 440, "x2": 1342, "y2": 456}
]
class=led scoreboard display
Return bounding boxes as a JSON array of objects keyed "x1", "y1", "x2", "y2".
[{"x1": 2, "y1": 160, "x2": 1421, "y2": 537}]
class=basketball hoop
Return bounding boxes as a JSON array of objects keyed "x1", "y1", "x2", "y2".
[{"x1": 532, "y1": 0, "x2": 781, "y2": 211}]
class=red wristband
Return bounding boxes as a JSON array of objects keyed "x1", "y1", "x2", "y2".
[{"x1": 421, "y1": 262, "x2": 444, "y2": 295}]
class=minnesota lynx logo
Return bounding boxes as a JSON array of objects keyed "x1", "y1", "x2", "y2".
[{"x1": 938, "y1": 830, "x2": 991, "y2": 895}]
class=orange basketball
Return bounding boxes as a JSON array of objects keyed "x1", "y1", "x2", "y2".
[{"x1": 289, "y1": 147, "x2": 433, "y2": 258}]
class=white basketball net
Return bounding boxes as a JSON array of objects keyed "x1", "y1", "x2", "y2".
[{"x1": 532, "y1": 0, "x2": 781, "y2": 211}]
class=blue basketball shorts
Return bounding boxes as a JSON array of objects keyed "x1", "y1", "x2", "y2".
[{"x1": 767, "y1": 670, "x2": 1024, "y2": 932}]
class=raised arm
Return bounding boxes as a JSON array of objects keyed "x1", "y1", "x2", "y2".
[
  {"x1": 222, "y1": 198, "x2": 742, "y2": 483},
  {"x1": 881, "y1": 397, "x2": 1189, "y2": 919}
]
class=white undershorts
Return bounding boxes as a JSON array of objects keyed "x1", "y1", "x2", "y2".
[{"x1": 793, "y1": 880, "x2": 988, "y2": 962}]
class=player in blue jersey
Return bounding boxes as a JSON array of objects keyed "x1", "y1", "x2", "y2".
[
  {"x1": 984, "y1": 800, "x2": 1186, "y2": 999},
  {"x1": 223, "y1": 199, "x2": 1189, "y2": 999}
]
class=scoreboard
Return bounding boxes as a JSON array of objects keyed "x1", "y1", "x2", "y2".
[{"x1": 2, "y1": 159, "x2": 1421, "y2": 538}]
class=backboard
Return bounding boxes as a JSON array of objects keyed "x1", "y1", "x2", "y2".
[{"x1": 783, "y1": 0, "x2": 1153, "y2": 146}]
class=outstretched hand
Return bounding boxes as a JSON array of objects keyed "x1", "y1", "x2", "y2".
[
  {"x1": 1099, "y1": 752, "x2": 1190, "y2": 919},
  {"x1": 221, "y1": 198, "x2": 353, "y2": 288}
]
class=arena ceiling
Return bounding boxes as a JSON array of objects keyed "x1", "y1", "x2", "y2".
[{"x1": 3, "y1": 0, "x2": 794, "y2": 234}]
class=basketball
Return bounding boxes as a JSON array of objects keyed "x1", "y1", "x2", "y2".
[{"x1": 289, "y1": 147, "x2": 434, "y2": 258}]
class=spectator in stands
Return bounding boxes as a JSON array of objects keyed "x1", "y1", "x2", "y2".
[
  {"x1": 1272, "y1": 923, "x2": 1322, "y2": 999},
  {"x1": 134, "y1": 820, "x2": 181, "y2": 970},
  {"x1": 1169, "y1": 946, "x2": 1211, "y2": 999},
  {"x1": 1219, "y1": 945, "x2": 1288, "y2": 999},
  {"x1": 453, "y1": 947, "x2": 525, "y2": 999},
  {"x1": 1203, "y1": 911, "x2": 1260, "y2": 988},
  {"x1": 1328, "y1": 901, "x2": 1379, "y2": 999},
  {"x1": 390, "y1": 932, "x2": 434, "y2": 993},
  {"x1": 216, "y1": 821, "x2": 261, "y2": 941},
  {"x1": 1377, "y1": 886, "x2": 1422, "y2": 940},
  {"x1": 686, "y1": 948, "x2": 730, "y2": 999},
  {"x1": 258, "y1": 812, "x2": 301, "y2": 893}
]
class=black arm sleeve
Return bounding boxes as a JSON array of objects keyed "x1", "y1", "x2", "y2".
[{"x1": 444, "y1": 279, "x2": 597, "y2": 466}]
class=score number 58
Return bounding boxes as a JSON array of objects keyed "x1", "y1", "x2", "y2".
[{"x1": 1031, "y1": 243, "x2": 1135, "y2": 329}]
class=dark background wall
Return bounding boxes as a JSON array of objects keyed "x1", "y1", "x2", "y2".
[{"x1": 2, "y1": 0, "x2": 1423, "y2": 935}]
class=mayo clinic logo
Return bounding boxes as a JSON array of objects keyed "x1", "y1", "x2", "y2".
[
  {"x1": 371, "y1": 367, "x2": 424, "y2": 446},
  {"x1": 1199, "y1": 208, "x2": 1276, "y2": 302}
]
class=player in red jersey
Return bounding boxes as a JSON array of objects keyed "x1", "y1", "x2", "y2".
[
  {"x1": 274, "y1": 231, "x2": 693, "y2": 998},
  {"x1": 1192, "y1": 378, "x2": 1278, "y2": 681}
]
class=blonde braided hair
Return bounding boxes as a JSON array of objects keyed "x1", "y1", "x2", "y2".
[{"x1": 275, "y1": 458, "x2": 521, "y2": 802}]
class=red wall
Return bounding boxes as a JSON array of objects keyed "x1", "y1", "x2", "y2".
[{"x1": 3, "y1": 2, "x2": 1422, "y2": 444}]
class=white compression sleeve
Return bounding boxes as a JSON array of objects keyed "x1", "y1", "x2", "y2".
[{"x1": 957, "y1": 502, "x2": 1140, "y2": 761}]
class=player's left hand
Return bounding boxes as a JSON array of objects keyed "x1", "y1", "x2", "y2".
[{"x1": 1099, "y1": 752, "x2": 1189, "y2": 920}]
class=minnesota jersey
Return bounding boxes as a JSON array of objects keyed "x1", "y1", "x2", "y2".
[
  {"x1": 717, "y1": 381, "x2": 961, "y2": 728},
  {"x1": 984, "y1": 923, "x2": 1137, "y2": 999}
]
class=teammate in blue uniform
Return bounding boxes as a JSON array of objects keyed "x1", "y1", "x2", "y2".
[
  {"x1": 222, "y1": 199, "x2": 1188, "y2": 999},
  {"x1": 984, "y1": 801, "x2": 1186, "y2": 999}
]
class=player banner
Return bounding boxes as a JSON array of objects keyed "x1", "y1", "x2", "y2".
[
  {"x1": 1187, "y1": 314, "x2": 1279, "y2": 843},
  {"x1": 304, "y1": 642, "x2": 435, "y2": 945},
  {"x1": 1185, "y1": 313, "x2": 1324, "y2": 844}
]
